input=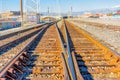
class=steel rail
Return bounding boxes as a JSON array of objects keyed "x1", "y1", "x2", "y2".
[
  {"x1": 0, "y1": 21, "x2": 59, "y2": 79},
  {"x1": 0, "y1": 23, "x2": 47, "y2": 40},
  {"x1": 55, "y1": 23, "x2": 70, "y2": 80},
  {"x1": 27, "y1": 22, "x2": 70, "y2": 80},
  {"x1": 0, "y1": 28, "x2": 45, "y2": 77},
  {"x1": 0, "y1": 23, "x2": 50, "y2": 51},
  {"x1": 0, "y1": 23, "x2": 51, "y2": 78},
  {"x1": 65, "y1": 20, "x2": 120, "y2": 80},
  {"x1": 0, "y1": 27, "x2": 44, "y2": 51},
  {"x1": 63, "y1": 20, "x2": 77, "y2": 80}
]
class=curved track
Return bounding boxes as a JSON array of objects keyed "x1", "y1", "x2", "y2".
[
  {"x1": 27, "y1": 24, "x2": 69, "y2": 80},
  {"x1": 0, "y1": 20, "x2": 120, "y2": 80},
  {"x1": 0, "y1": 24, "x2": 47, "y2": 51},
  {"x1": 0, "y1": 23, "x2": 50, "y2": 79},
  {"x1": 0, "y1": 22, "x2": 70, "y2": 80},
  {"x1": 0, "y1": 24, "x2": 48, "y2": 70}
]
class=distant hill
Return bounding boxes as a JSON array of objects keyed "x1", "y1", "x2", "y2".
[
  {"x1": 72, "y1": 6, "x2": 120, "y2": 16},
  {"x1": 87, "y1": 6, "x2": 120, "y2": 14},
  {"x1": 41, "y1": 6, "x2": 120, "y2": 16}
]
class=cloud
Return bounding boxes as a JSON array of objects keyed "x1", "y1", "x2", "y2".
[{"x1": 112, "y1": 5, "x2": 120, "y2": 8}]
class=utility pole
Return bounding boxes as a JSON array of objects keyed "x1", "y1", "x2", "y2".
[
  {"x1": 71, "y1": 6, "x2": 73, "y2": 18},
  {"x1": 48, "y1": 7, "x2": 50, "y2": 15},
  {"x1": 37, "y1": 0, "x2": 40, "y2": 14},
  {"x1": 20, "y1": 0, "x2": 23, "y2": 26},
  {"x1": 48, "y1": 7, "x2": 50, "y2": 21},
  {"x1": 36, "y1": 0, "x2": 40, "y2": 23}
]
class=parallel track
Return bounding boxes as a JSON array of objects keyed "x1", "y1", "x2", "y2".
[
  {"x1": 63, "y1": 20, "x2": 120, "y2": 80},
  {"x1": 0, "y1": 20, "x2": 120, "y2": 80},
  {"x1": 27, "y1": 24, "x2": 69, "y2": 80},
  {"x1": 0, "y1": 22, "x2": 70, "y2": 80},
  {"x1": 0, "y1": 24, "x2": 47, "y2": 51},
  {"x1": 0, "y1": 23, "x2": 50, "y2": 79},
  {"x1": 0, "y1": 25, "x2": 48, "y2": 70}
]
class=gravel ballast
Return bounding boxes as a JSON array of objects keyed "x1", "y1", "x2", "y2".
[{"x1": 69, "y1": 19, "x2": 120, "y2": 55}]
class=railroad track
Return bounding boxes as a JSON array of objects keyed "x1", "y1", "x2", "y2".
[
  {"x1": 0, "y1": 23, "x2": 47, "y2": 51},
  {"x1": 0, "y1": 24, "x2": 49, "y2": 70},
  {"x1": 0, "y1": 23, "x2": 51, "y2": 79},
  {"x1": 27, "y1": 24, "x2": 69, "y2": 80},
  {"x1": 73, "y1": 20, "x2": 120, "y2": 31},
  {"x1": 0, "y1": 20, "x2": 120, "y2": 80},
  {"x1": 0, "y1": 22, "x2": 70, "y2": 80},
  {"x1": 62, "y1": 20, "x2": 120, "y2": 80}
]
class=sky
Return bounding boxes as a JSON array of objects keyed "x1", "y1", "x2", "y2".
[{"x1": 0, "y1": 0, "x2": 120, "y2": 13}]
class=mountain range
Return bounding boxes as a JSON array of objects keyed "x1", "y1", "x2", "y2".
[{"x1": 41, "y1": 6, "x2": 120, "y2": 16}]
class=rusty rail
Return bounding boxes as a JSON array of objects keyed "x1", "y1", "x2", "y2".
[
  {"x1": 1, "y1": 19, "x2": 119, "y2": 80},
  {"x1": 64, "y1": 20, "x2": 120, "y2": 80},
  {"x1": 55, "y1": 23, "x2": 70, "y2": 80},
  {"x1": 0, "y1": 26, "x2": 47, "y2": 79},
  {"x1": 0, "y1": 23, "x2": 48, "y2": 40},
  {"x1": 0, "y1": 22, "x2": 56, "y2": 79},
  {"x1": 27, "y1": 23, "x2": 70, "y2": 80},
  {"x1": 0, "y1": 21, "x2": 70, "y2": 80},
  {"x1": 0, "y1": 23, "x2": 49, "y2": 51}
]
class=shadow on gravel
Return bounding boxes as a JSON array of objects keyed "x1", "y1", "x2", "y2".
[
  {"x1": 22, "y1": 24, "x2": 52, "y2": 79},
  {"x1": 0, "y1": 30, "x2": 39, "y2": 55},
  {"x1": 74, "y1": 52, "x2": 93, "y2": 80},
  {"x1": 64, "y1": 21, "x2": 93, "y2": 80}
]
